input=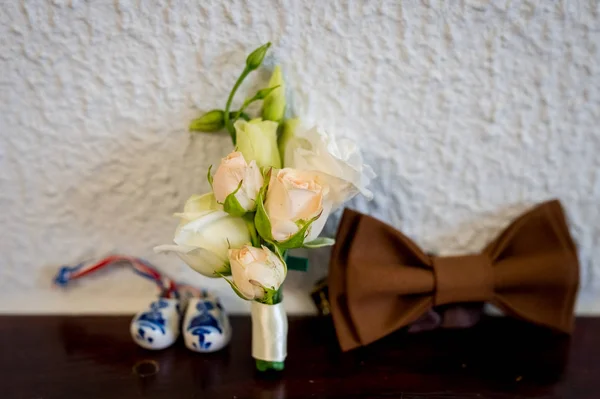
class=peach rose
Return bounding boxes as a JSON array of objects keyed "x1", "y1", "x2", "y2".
[
  {"x1": 264, "y1": 168, "x2": 331, "y2": 243},
  {"x1": 229, "y1": 245, "x2": 286, "y2": 300},
  {"x1": 213, "y1": 151, "x2": 263, "y2": 213}
]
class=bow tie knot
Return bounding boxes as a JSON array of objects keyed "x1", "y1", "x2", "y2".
[{"x1": 431, "y1": 254, "x2": 494, "y2": 306}]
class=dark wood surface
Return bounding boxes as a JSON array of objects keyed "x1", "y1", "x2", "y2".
[{"x1": 0, "y1": 315, "x2": 598, "y2": 399}]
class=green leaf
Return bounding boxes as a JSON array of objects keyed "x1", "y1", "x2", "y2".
[
  {"x1": 256, "y1": 286, "x2": 280, "y2": 305},
  {"x1": 222, "y1": 180, "x2": 247, "y2": 217},
  {"x1": 206, "y1": 165, "x2": 214, "y2": 188},
  {"x1": 272, "y1": 245, "x2": 286, "y2": 265},
  {"x1": 303, "y1": 237, "x2": 335, "y2": 248},
  {"x1": 215, "y1": 271, "x2": 249, "y2": 300},
  {"x1": 254, "y1": 169, "x2": 274, "y2": 242},
  {"x1": 275, "y1": 213, "x2": 321, "y2": 251},
  {"x1": 189, "y1": 109, "x2": 224, "y2": 132}
]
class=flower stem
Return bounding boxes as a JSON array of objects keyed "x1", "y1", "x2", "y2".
[
  {"x1": 231, "y1": 85, "x2": 280, "y2": 129},
  {"x1": 224, "y1": 68, "x2": 251, "y2": 145},
  {"x1": 232, "y1": 100, "x2": 251, "y2": 125},
  {"x1": 243, "y1": 213, "x2": 261, "y2": 247}
]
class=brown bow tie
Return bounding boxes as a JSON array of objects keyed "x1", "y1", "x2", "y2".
[{"x1": 328, "y1": 200, "x2": 579, "y2": 352}]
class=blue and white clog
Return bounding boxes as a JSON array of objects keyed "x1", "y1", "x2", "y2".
[
  {"x1": 130, "y1": 298, "x2": 181, "y2": 350},
  {"x1": 183, "y1": 296, "x2": 231, "y2": 353}
]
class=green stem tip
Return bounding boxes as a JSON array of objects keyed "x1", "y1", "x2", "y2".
[{"x1": 255, "y1": 359, "x2": 285, "y2": 372}]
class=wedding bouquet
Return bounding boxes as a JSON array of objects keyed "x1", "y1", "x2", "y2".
[{"x1": 155, "y1": 43, "x2": 373, "y2": 371}]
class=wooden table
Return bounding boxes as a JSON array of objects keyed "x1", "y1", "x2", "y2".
[{"x1": 0, "y1": 316, "x2": 598, "y2": 398}]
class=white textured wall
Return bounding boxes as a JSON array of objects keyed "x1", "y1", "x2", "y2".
[{"x1": 1, "y1": 0, "x2": 599, "y2": 314}]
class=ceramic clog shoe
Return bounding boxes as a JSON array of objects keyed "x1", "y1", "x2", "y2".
[
  {"x1": 130, "y1": 298, "x2": 182, "y2": 350},
  {"x1": 183, "y1": 296, "x2": 231, "y2": 352}
]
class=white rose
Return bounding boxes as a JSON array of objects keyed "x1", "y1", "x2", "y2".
[
  {"x1": 154, "y1": 193, "x2": 250, "y2": 277},
  {"x1": 213, "y1": 151, "x2": 263, "y2": 213},
  {"x1": 264, "y1": 168, "x2": 331, "y2": 243},
  {"x1": 284, "y1": 125, "x2": 375, "y2": 208},
  {"x1": 229, "y1": 245, "x2": 286, "y2": 300}
]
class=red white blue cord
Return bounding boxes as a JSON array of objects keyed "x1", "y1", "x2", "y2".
[{"x1": 53, "y1": 255, "x2": 205, "y2": 299}]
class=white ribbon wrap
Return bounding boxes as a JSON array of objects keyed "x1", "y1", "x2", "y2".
[{"x1": 251, "y1": 301, "x2": 288, "y2": 362}]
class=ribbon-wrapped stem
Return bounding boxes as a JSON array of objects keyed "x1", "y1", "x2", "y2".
[{"x1": 251, "y1": 301, "x2": 287, "y2": 371}]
